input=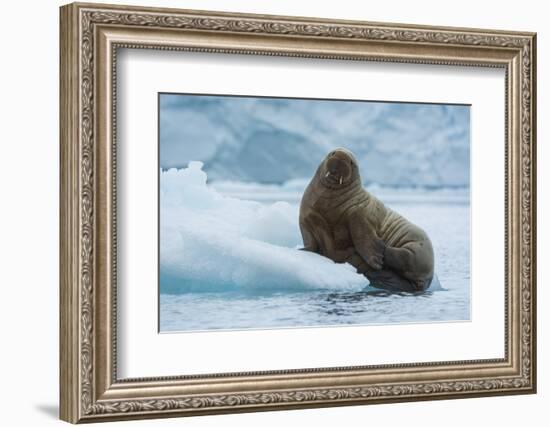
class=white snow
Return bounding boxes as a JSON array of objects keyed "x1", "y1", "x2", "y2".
[{"x1": 160, "y1": 162, "x2": 367, "y2": 293}]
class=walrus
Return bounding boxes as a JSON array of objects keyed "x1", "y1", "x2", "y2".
[{"x1": 299, "y1": 148, "x2": 434, "y2": 292}]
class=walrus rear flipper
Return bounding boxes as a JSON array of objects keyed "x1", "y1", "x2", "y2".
[{"x1": 366, "y1": 269, "x2": 424, "y2": 293}]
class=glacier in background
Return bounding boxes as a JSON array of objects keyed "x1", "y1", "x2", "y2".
[{"x1": 160, "y1": 94, "x2": 470, "y2": 188}]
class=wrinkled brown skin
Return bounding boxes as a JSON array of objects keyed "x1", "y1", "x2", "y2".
[{"x1": 299, "y1": 148, "x2": 434, "y2": 292}]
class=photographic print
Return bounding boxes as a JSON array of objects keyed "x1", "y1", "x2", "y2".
[{"x1": 159, "y1": 93, "x2": 471, "y2": 333}]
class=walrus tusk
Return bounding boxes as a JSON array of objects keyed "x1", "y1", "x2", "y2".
[
  {"x1": 339, "y1": 176, "x2": 343, "y2": 185},
  {"x1": 325, "y1": 171, "x2": 330, "y2": 178}
]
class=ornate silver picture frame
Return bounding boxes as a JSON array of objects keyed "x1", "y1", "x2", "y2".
[{"x1": 60, "y1": 2, "x2": 536, "y2": 423}]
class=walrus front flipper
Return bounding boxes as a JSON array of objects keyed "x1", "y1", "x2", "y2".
[
  {"x1": 366, "y1": 269, "x2": 421, "y2": 293},
  {"x1": 345, "y1": 252, "x2": 370, "y2": 274},
  {"x1": 348, "y1": 210, "x2": 385, "y2": 270}
]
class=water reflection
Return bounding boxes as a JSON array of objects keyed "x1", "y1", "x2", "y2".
[
  {"x1": 318, "y1": 290, "x2": 434, "y2": 317},
  {"x1": 160, "y1": 284, "x2": 465, "y2": 332}
]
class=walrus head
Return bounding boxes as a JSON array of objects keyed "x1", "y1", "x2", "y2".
[{"x1": 319, "y1": 148, "x2": 360, "y2": 190}]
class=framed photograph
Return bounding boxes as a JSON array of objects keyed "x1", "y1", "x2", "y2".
[{"x1": 60, "y1": 2, "x2": 537, "y2": 423}]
